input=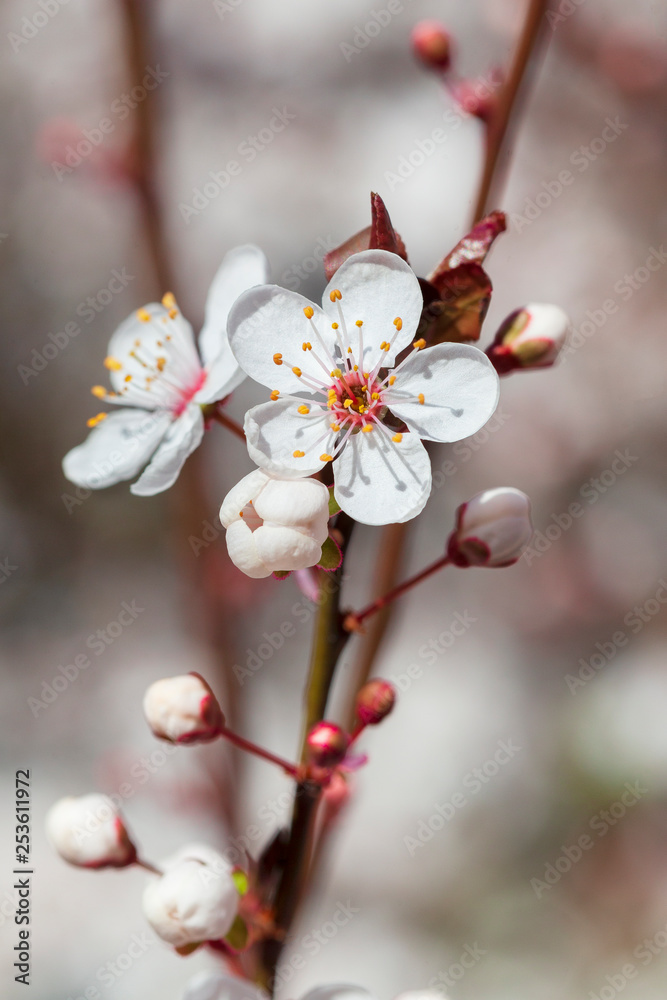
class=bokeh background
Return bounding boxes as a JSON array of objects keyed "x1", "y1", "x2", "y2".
[{"x1": 2, "y1": 0, "x2": 667, "y2": 997}]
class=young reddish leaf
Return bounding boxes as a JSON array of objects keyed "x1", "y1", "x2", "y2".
[
  {"x1": 318, "y1": 535, "x2": 343, "y2": 571},
  {"x1": 428, "y1": 210, "x2": 506, "y2": 289},
  {"x1": 420, "y1": 262, "x2": 492, "y2": 344},
  {"x1": 323, "y1": 193, "x2": 407, "y2": 281}
]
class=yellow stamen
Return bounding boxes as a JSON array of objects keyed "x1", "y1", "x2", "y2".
[
  {"x1": 292, "y1": 366, "x2": 302, "y2": 377},
  {"x1": 371, "y1": 392, "x2": 379, "y2": 400},
  {"x1": 91, "y1": 385, "x2": 106, "y2": 399},
  {"x1": 362, "y1": 424, "x2": 373, "y2": 433},
  {"x1": 347, "y1": 346, "x2": 352, "y2": 353},
  {"x1": 320, "y1": 453, "x2": 333, "y2": 462},
  {"x1": 380, "y1": 340, "x2": 390, "y2": 351},
  {"x1": 331, "y1": 423, "x2": 341, "y2": 432},
  {"x1": 302, "y1": 342, "x2": 312, "y2": 351},
  {"x1": 332, "y1": 322, "x2": 339, "y2": 330},
  {"x1": 293, "y1": 450, "x2": 305, "y2": 458},
  {"x1": 344, "y1": 399, "x2": 353, "y2": 409},
  {"x1": 239, "y1": 510, "x2": 244, "y2": 518},
  {"x1": 86, "y1": 412, "x2": 108, "y2": 428},
  {"x1": 162, "y1": 292, "x2": 176, "y2": 309},
  {"x1": 392, "y1": 433, "x2": 403, "y2": 443},
  {"x1": 389, "y1": 376, "x2": 396, "y2": 386},
  {"x1": 104, "y1": 356, "x2": 122, "y2": 371},
  {"x1": 394, "y1": 317, "x2": 402, "y2": 330},
  {"x1": 353, "y1": 365, "x2": 358, "y2": 372},
  {"x1": 273, "y1": 353, "x2": 283, "y2": 365},
  {"x1": 329, "y1": 289, "x2": 342, "y2": 302},
  {"x1": 156, "y1": 357, "x2": 166, "y2": 371},
  {"x1": 331, "y1": 368, "x2": 343, "y2": 378},
  {"x1": 413, "y1": 338, "x2": 426, "y2": 350},
  {"x1": 355, "y1": 320, "x2": 363, "y2": 327},
  {"x1": 298, "y1": 405, "x2": 310, "y2": 415},
  {"x1": 418, "y1": 393, "x2": 425, "y2": 404},
  {"x1": 168, "y1": 308, "x2": 178, "y2": 321},
  {"x1": 137, "y1": 308, "x2": 151, "y2": 323},
  {"x1": 270, "y1": 390, "x2": 280, "y2": 401},
  {"x1": 303, "y1": 306, "x2": 314, "y2": 319},
  {"x1": 124, "y1": 375, "x2": 132, "y2": 383}
]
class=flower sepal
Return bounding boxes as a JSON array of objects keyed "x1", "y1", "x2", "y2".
[
  {"x1": 318, "y1": 534, "x2": 343, "y2": 571},
  {"x1": 324, "y1": 192, "x2": 407, "y2": 281}
]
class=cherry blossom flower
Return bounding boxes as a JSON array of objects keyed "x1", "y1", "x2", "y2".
[
  {"x1": 46, "y1": 794, "x2": 137, "y2": 869},
  {"x1": 183, "y1": 975, "x2": 445, "y2": 1000},
  {"x1": 487, "y1": 303, "x2": 569, "y2": 374},
  {"x1": 143, "y1": 673, "x2": 224, "y2": 744},
  {"x1": 228, "y1": 250, "x2": 499, "y2": 525},
  {"x1": 143, "y1": 844, "x2": 238, "y2": 948},
  {"x1": 62, "y1": 245, "x2": 268, "y2": 496},
  {"x1": 220, "y1": 468, "x2": 331, "y2": 578}
]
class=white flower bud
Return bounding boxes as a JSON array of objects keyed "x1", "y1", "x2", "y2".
[
  {"x1": 447, "y1": 487, "x2": 532, "y2": 567},
  {"x1": 46, "y1": 794, "x2": 137, "y2": 869},
  {"x1": 143, "y1": 673, "x2": 224, "y2": 744},
  {"x1": 220, "y1": 469, "x2": 330, "y2": 579},
  {"x1": 143, "y1": 848, "x2": 238, "y2": 948},
  {"x1": 488, "y1": 303, "x2": 569, "y2": 373}
]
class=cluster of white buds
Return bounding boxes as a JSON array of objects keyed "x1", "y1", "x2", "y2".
[
  {"x1": 143, "y1": 673, "x2": 224, "y2": 744},
  {"x1": 46, "y1": 794, "x2": 137, "y2": 869},
  {"x1": 220, "y1": 469, "x2": 331, "y2": 578},
  {"x1": 447, "y1": 487, "x2": 533, "y2": 568},
  {"x1": 487, "y1": 303, "x2": 569, "y2": 374},
  {"x1": 142, "y1": 845, "x2": 239, "y2": 950}
]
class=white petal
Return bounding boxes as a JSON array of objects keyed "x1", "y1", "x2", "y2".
[
  {"x1": 254, "y1": 524, "x2": 323, "y2": 572},
  {"x1": 197, "y1": 245, "x2": 270, "y2": 403},
  {"x1": 130, "y1": 405, "x2": 204, "y2": 496},
  {"x1": 225, "y1": 519, "x2": 271, "y2": 578},
  {"x1": 244, "y1": 400, "x2": 332, "y2": 478},
  {"x1": 333, "y1": 428, "x2": 431, "y2": 525},
  {"x1": 63, "y1": 408, "x2": 172, "y2": 489},
  {"x1": 219, "y1": 468, "x2": 271, "y2": 528},
  {"x1": 253, "y1": 477, "x2": 330, "y2": 543},
  {"x1": 300, "y1": 986, "x2": 374, "y2": 1000},
  {"x1": 228, "y1": 285, "x2": 337, "y2": 393},
  {"x1": 106, "y1": 304, "x2": 201, "y2": 404},
  {"x1": 384, "y1": 343, "x2": 499, "y2": 443},
  {"x1": 183, "y1": 972, "x2": 268, "y2": 1000},
  {"x1": 321, "y1": 250, "x2": 421, "y2": 370}
]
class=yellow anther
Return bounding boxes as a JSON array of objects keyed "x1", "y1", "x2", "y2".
[
  {"x1": 392, "y1": 433, "x2": 403, "y2": 443},
  {"x1": 124, "y1": 375, "x2": 132, "y2": 383},
  {"x1": 273, "y1": 353, "x2": 283, "y2": 365},
  {"x1": 239, "y1": 510, "x2": 244, "y2": 518},
  {"x1": 293, "y1": 450, "x2": 305, "y2": 458},
  {"x1": 162, "y1": 292, "x2": 176, "y2": 309},
  {"x1": 298, "y1": 404, "x2": 310, "y2": 414},
  {"x1": 320, "y1": 453, "x2": 334, "y2": 462},
  {"x1": 380, "y1": 340, "x2": 390, "y2": 351},
  {"x1": 355, "y1": 320, "x2": 363, "y2": 327},
  {"x1": 358, "y1": 404, "x2": 366, "y2": 413},
  {"x1": 418, "y1": 393, "x2": 425, "y2": 404},
  {"x1": 413, "y1": 338, "x2": 426, "y2": 350},
  {"x1": 353, "y1": 365, "x2": 358, "y2": 372},
  {"x1": 303, "y1": 306, "x2": 314, "y2": 319},
  {"x1": 104, "y1": 356, "x2": 122, "y2": 371},
  {"x1": 292, "y1": 366, "x2": 303, "y2": 377},
  {"x1": 331, "y1": 368, "x2": 343, "y2": 378},
  {"x1": 168, "y1": 308, "x2": 178, "y2": 321},
  {"x1": 329, "y1": 289, "x2": 342, "y2": 302},
  {"x1": 363, "y1": 371, "x2": 370, "y2": 378},
  {"x1": 270, "y1": 389, "x2": 280, "y2": 401},
  {"x1": 91, "y1": 385, "x2": 106, "y2": 399},
  {"x1": 362, "y1": 424, "x2": 373, "y2": 433},
  {"x1": 393, "y1": 317, "x2": 402, "y2": 330},
  {"x1": 371, "y1": 392, "x2": 379, "y2": 400},
  {"x1": 86, "y1": 412, "x2": 108, "y2": 428},
  {"x1": 302, "y1": 342, "x2": 312, "y2": 351},
  {"x1": 156, "y1": 357, "x2": 166, "y2": 371},
  {"x1": 389, "y1": 375, "x2": 396, "y2": 386},
  {"x1": 343, "y1": 399, "x2": 354, "y2": 409},
  {"x1": 331, "y1": 423, "x2": 341, "y2": 432},
  {"x1": 347, "y1": 346, "x2": 352, "y2": 353},
  {"x1": 137, "y1": 308, "x2": 151, "y2": 323},
  {"x1": 332, "y1": 322, "x2": 339, "y2": 330}
]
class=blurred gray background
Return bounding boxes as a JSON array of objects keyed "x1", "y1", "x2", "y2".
[{"x1": 2, "y1": 0, "x2": 667, "y2": 998}]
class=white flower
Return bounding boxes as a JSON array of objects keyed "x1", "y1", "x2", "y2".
[
  {"x1": 489, "y1": 302, "x2": 569, "y2": 372},
  {"x1": 227, "y1": 250, "x2": 499, "y2": 525},
  {"x1": 143, "y1": 673, "x2": 224, "y2": 744},
  {"x1": 62, "y1": 245, "x2": 269, "y2": 496},
  {"x1": 143, "y1": 846, "x2": 238, "y2": 948},
  {"x1": 183, "y1": 977, "x2": 446, "y2": 1000},
  {"x1": 219, "y1": 468, "x2": 331, "y2": 578},
  {"x1": 46, "y1": 793, "x2": 137, "y2": 868},
  {"x1": 447, "y1": 487, "x2": 533, "y2": 567}
]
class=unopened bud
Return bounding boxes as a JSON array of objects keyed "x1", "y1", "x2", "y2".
[
  {"x1": 305, "y1": 722, "x2": 349, "y2": 770},
  {"x1": 143, "y1": 673, "x2": 224, "y2": 744},
  {"x1": 355, "y1": 679, "x2": 396, "y2": 726},
  {"x1": 142, "y1": 850, "x2": 238, "y2": 948},
  {"x1": 447, "y1": 488, "x2": 533, "y2": 568},
  {"x1": 411, "y1": 21, "x2": 453, "y2": 72},
  {"x1": 487, "y1": 304, "x2": 569, "y2": 374},
  {"x1": 46, "y1": 794, "x2": 137, "y2": 869},
  {"x1": 451, "y1": 77, "x2": 501, "y2": 124}
]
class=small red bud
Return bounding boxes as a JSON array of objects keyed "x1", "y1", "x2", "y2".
[
  {"x1": 305, "y1": 722, "x2": 349, "y2": 770},
  {"x1": 355, "y1": 679, "x2": 396, "y2": 726},
  {"x1": 411, "y1": 21, "x2": 453, "y2": 73}
]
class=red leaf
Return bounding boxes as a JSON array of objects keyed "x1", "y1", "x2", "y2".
[
  {"x1": 419, "y1": 262, "x2": 492, "y2": 344},
  {"x1": 323, "y1": 192, "x2": 407, "y2": 281},
  {"x1": 429, "y1": 210, "x2": 506, "y2": 291}
]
